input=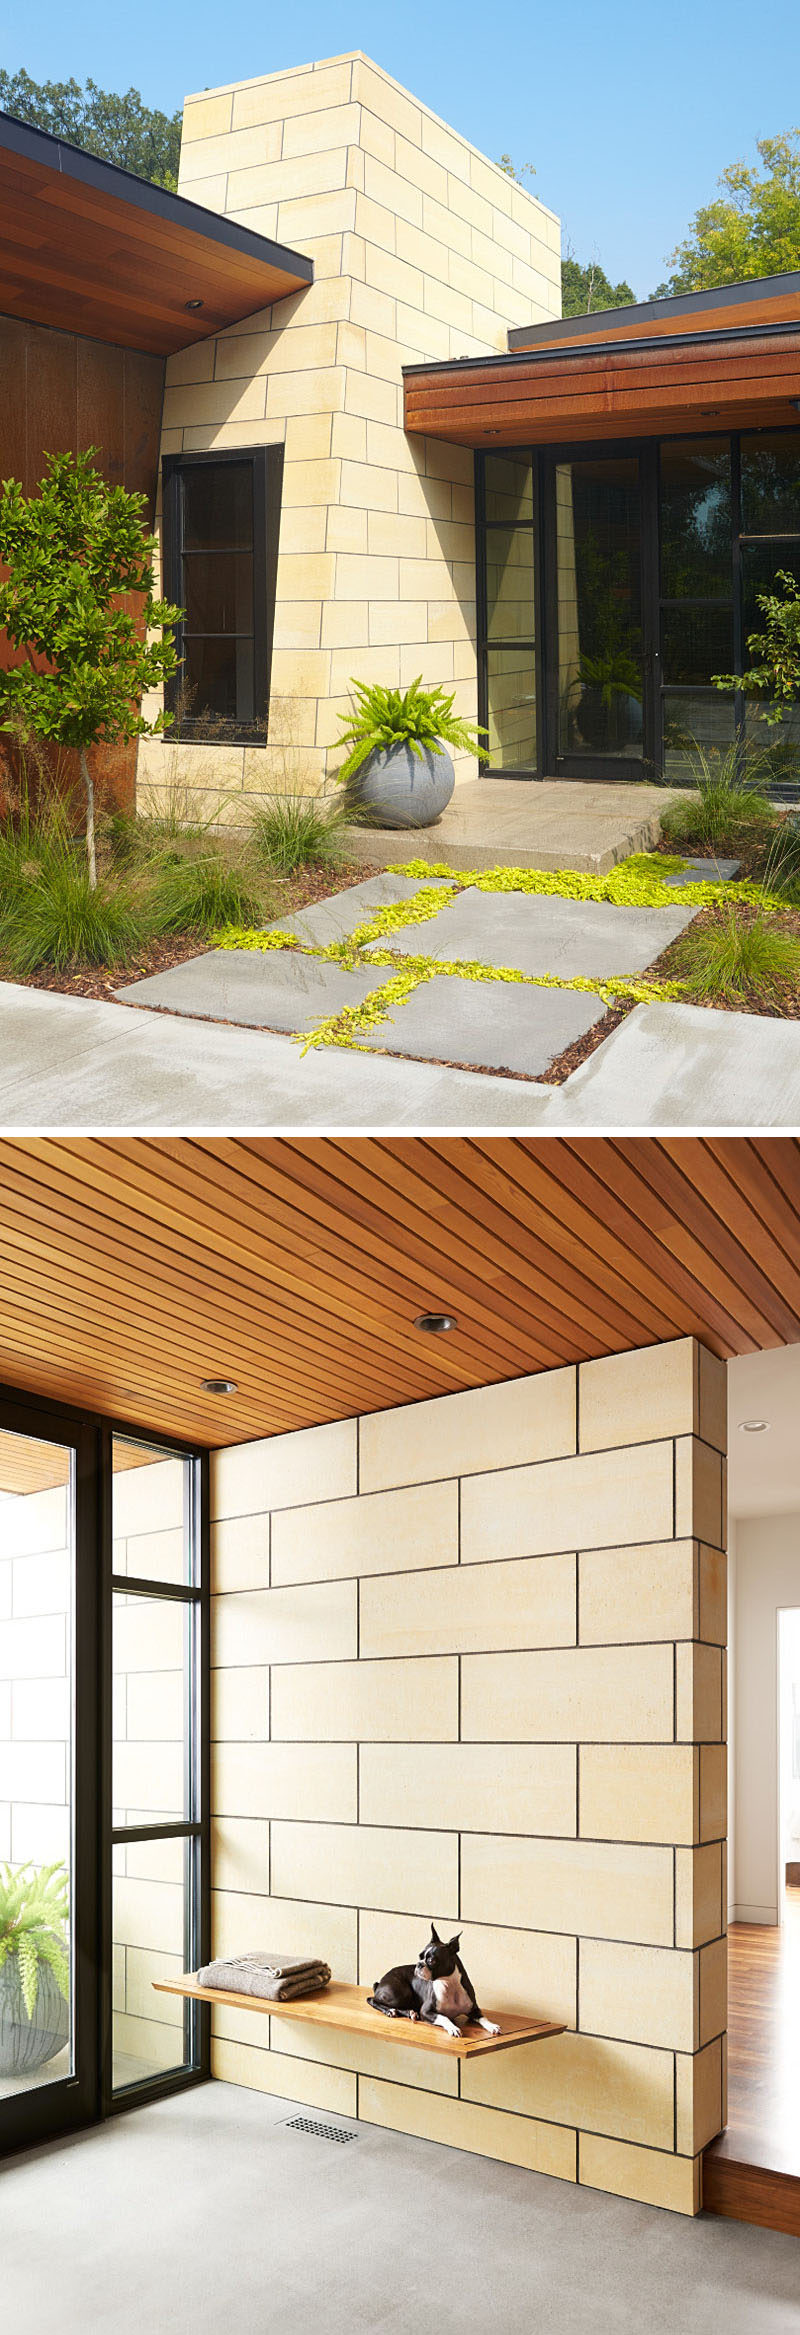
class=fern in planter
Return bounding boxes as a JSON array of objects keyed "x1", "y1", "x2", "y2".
[
  {"x1": 335, "y1": 679, "x2": 487, "y2": 831},
  {"x1": 0, "y1": 1863, "x2": 69, "y2": 2078}
]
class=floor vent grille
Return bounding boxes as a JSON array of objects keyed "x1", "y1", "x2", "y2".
[{"x1": 283, "y1": 2115, "x2": 358, "y2": 2144}]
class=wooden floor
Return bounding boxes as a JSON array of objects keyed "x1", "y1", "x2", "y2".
[{"x1": 703, "y1": 1888, "x2": 800, "y2": 2232}]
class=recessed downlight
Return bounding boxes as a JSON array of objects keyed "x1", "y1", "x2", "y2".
[
  {"x1": 738, "y1": 1419, "x2": 770, "y2": 1433},
  {"x1": 185, "y1": 297, "x2": 205, "y2": 312},
  {"x1": 414, "y1": 1312, "x2": 458, "y2": 1335},
  {"x1": 201, "y1": 1377, "x2": 238, "y2": 1394}
]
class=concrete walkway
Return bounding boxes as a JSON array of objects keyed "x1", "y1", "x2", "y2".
[
  {"x1": 3, "y1": 980, "x2": 800, "y2": 1128},
  {"x1": 4, "y1": 2080, "x2": 798, "y2": 2335},
  {"x1": 345, "y1": 775, "x2": 682, "y2": 875}
]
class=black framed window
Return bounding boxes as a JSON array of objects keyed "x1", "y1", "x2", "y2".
[
  {"x1": 0, "y1": 1387, "x2": 209, "y2": 2162},
  {"x1": 476, "y1": 425, "x2": 800, "y2": 790},
  {"x1": 162, "y1": 447, "x2": 284, "y2": 743}
]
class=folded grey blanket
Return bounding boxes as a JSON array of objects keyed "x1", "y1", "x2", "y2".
[{"x1": 196, "y1": 1953, "x2": 331, "y2": 2003}]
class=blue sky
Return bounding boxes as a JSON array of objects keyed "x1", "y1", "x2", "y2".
[{"x1": 3, "y1": 0, "x2": 798, "y2": 295}]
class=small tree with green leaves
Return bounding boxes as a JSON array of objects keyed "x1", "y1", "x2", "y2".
[
  {"x1": 0, "y1": 449, "x2": 182, "y2": 884},
  {"x1": 714, "y1": 568, "x2": 800, "y2": 728},
  {"x1": 0, "y1": 1863, "x2": 69, "y2": 2020}
]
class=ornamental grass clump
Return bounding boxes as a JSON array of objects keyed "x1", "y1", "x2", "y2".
[
  {"x1": 335, "y1": 677, "x2": 486, "y2": 788},
  {"x1": 0, "y1": 1862, "x2": 69, "y2": 2020},
  {"x1": 660, "y1": 741, "x2": 776, "y2": 856},
  {"x1": 252, "y1": 788, "x2": 349, "y2": 875},
  {"x1": 676, "y1": 900, "x2": 800, "y2": 1006},
  {"x1": 149, "y1": 851, "x2": 263, "y2": 937}
]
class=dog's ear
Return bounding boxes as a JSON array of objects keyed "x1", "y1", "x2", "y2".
[
  {"x1": 430, "y1": 1923, "x2": 441, "y2": 1944},
  {"x1": 449, "y1": 1933, "x2": 461, "y2": 1951}
]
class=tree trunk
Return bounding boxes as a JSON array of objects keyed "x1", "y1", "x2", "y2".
[{"x1": 79, "y1": 748, "x2": 97, "y2": 889}]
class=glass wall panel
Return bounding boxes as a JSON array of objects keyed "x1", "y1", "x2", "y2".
[
  {"x1": 662, "y1": 603, "x2": 734, "y2": 687},
  {"x1": 112, "y1": 1836, "x2": 191, "y2": 2088},
  {"x1": 111, "y1": 1437, "x2": 201, "y2": 2098},
  {"x1": 0, "y1": 1433, "x2": 74, "y2": 2104},
  {"x1": 486, "y1": 527, "x2": 535, "y2": 641},
  {"x1": 741, "y1": 432, "x2": 800, "y2": 534},
  {"x1": 741, "y1": 542, "x2": 800, "y2": 641},
  {"x1": 556, "y1": 456, "x2": 643, "y2": 759},
  {"x1": 486, "y1": 647, "x2": 536, "y2": 768},
  {"x1": 662, "y1": 690, "x2": 736, "y2": 783},
  {"x1": 484, "y1": 452, "x2": 534, "y2": 523},
  {"x1": 660, "y1": 440, "x2": 732, "y2": 597}
]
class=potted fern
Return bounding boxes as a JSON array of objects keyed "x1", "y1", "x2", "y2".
[
  {"x1": 0, "y1": 1863, "x2": 70, "y2": 2075},
  {"x1": 336, "y1": 678, "x2": 487, "y2": 828}
]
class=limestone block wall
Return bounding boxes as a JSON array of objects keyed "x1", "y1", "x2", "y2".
[
  {"x1": 137, "y1": 53, "x2": 561, "y2": 821},
  {"x1": 209, "y1": 1336, "x2": 728, "y2": 2217}
]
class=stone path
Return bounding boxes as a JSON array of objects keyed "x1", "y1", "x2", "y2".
[{"x1": 114, "y1": 872, "x2": 695, "y2": 1083}]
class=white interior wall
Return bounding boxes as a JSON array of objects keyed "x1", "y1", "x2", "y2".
[{"x1": 729, "y1": 1511, "x2": 800, "y2": 1922}]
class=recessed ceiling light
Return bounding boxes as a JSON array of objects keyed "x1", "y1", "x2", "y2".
[
  {"x1": 201, "y1": 1377, "x2": 238, "y2": 1394},
  {"x1": 414, "y1": 1312, "x2": 458, "y2": 1334},
  {"x1": 738, "y1": 1419, "x2": 770, "y2": 1433},
  {"x1": 185, "y1": 297, "x2": 204, "y2": 312}
]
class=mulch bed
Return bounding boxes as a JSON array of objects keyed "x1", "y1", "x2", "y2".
[{"x1": 1, "y1": 858, "x2": 380, "y2": 1005}]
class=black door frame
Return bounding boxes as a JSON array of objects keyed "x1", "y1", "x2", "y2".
[
  {"x1": 540, "y1": 437, "x2": 660, "y2": 784},
  {"x1": 0, "y1": 1382, "x2": 210, "y2": 2163}
]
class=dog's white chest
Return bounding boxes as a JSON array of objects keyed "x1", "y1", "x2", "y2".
[{"x1": 432, "y1": 1971, "x2": 473, "y2": 2022}]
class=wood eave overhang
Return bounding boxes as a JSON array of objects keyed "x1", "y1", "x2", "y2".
[
  {"x1": 0, "y1": 109, "x2": 313, "y2": 357},
  {"x1": 404, "y1": 316, "x2": 800, "y2": 448}
]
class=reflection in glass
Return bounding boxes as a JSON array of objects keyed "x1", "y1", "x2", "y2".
[
  {"x1": 0, "y1": 1432, "x2": 74, "y2": 2103},
  {"x1": 484, "y1": 453, "x2": 534, "y2": 524},
  {"x1": 659, "y1": 440, "x2": 732, "y2": 598},
  {"x1": 112, "y1": 1837, "x2": 190, "y2": 2089},
  {"x1": 741, "y1": 433, "x2": 800, "y2": 535},
  {"x1": 744, "y1": 700, "x2": 800, "y2": 791},
  {"x1": 486, "y1": 647, "x2": 536, "y2": 768},
  {"x1": 662, "y1": 690, "x2": 736, "y2": 783},
  {"x1": 741, "y1": 544, "x2": 800, "y2": 645},
  {"x1": 182, "y1": 636, "x2": 255, "y2": 727},
  {"x1": 486, "y1": 528, "x2": 535, "y2": 641},
  {"x1": 182, "y1": 552, "x2": 254, "y2": 635},
  {"x1": 662, "y1": 602, "x2": 734, "y2": 687},
  {"x1": 556, "y1": 457, "x2": 643, "y2": 758}
]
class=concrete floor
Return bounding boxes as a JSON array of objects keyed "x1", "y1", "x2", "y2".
[
  {"x1": 345, "y1": 776, "x2": 681, "y2": 876},
  {"x1": 3, "y1": 2082, "x2": 798, "y2": 2335}
]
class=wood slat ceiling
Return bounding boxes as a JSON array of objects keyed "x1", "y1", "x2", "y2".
[
  {"x1": 0, "y1": 119, "x2": 313, "y2": 356},
  {"x1": 404, "y1": 328, "x2": 800, "y2": 447},
  {"x1": 0, "y1": 1139, "x2": 798, "y2": 1455}
]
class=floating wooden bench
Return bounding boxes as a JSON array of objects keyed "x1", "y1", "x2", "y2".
[{"x1": 153, "y1": 1975, "x2": 566, "y2": 2060}]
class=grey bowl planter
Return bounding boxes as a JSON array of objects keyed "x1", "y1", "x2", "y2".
[
  {"x1": 350, "y1": 740, "x2": 456, "y2": 829},
  {"x1": 0, "y1": 1947, "x2": 69, "y2": 2076}
]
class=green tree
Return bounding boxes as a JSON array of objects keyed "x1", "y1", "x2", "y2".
[
  {"x1": 0, "y1": 450, "x2": 182, "y2": 885},
  {"x1": 562, "y1": 250, "x2": 635, "y2": 316},
  {"x1": 653, "y1": 131, "x2": 800, "y2": 294},
  {"x1": 0, "y1": 67, "x2": 181, "y2": 189}
]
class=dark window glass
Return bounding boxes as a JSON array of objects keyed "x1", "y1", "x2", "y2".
[
  {"x1": 486, "y1": 646, "x2": 536, "y2": 768},
  {"x1": 741, "y1": 432, "x2": 800, "y2": 535},
  {"x1": 181, "y1": 636, "x2": 255, "y2": 727},
  {"x1": 556, "y1": 456, "x2": 643, "y2": 760},
  {"x1": 741, "y1": 542, "x2": 800, "y2": 644},
  {"x1": 486, "y1": 527, "x2": 535, "y2": 641},
  {"x1": 660, "y1": 440, "x2": 732, "y2": 598},
  {"x1": 182, "y1": 462, "x2": 253, "y2": 550},
  {"x1": 662, "y1": 602, "x2": 734, "y2": 687},
  {"x1": 662, "y1": 689, "x2": 736, "y2": 782},
  {"x1": 181, "y1": 552, "x2": 254, "y2": 634},
  {"x1": 484, "y1": 453, "x2": 534, "y2": 523}
]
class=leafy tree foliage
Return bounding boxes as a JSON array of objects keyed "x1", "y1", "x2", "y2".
[
  {"x1": 0, "y1": 67, "x2": 181, "y2": 188},
  {"x1": 0, "y1": 450, "x2": 182, "y2": 884},
  {"x1": 562, "y1": 251, "x2": 635, "y2": 316},
  {"x1": 653, "y1": 131, "x2": 800, "y2": 295}
]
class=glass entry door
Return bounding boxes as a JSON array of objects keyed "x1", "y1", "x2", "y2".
[
  {"x1": 0, "y1": 1408, "x2": 98, "y2": 2153},
  {"x1": 546, "y1": 450, "x2": 649, "y2": 779}
]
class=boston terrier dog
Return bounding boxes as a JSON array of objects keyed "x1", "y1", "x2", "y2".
[{"x1": 368, "y1": 1924, "x2": 500, "y2": 2039}]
